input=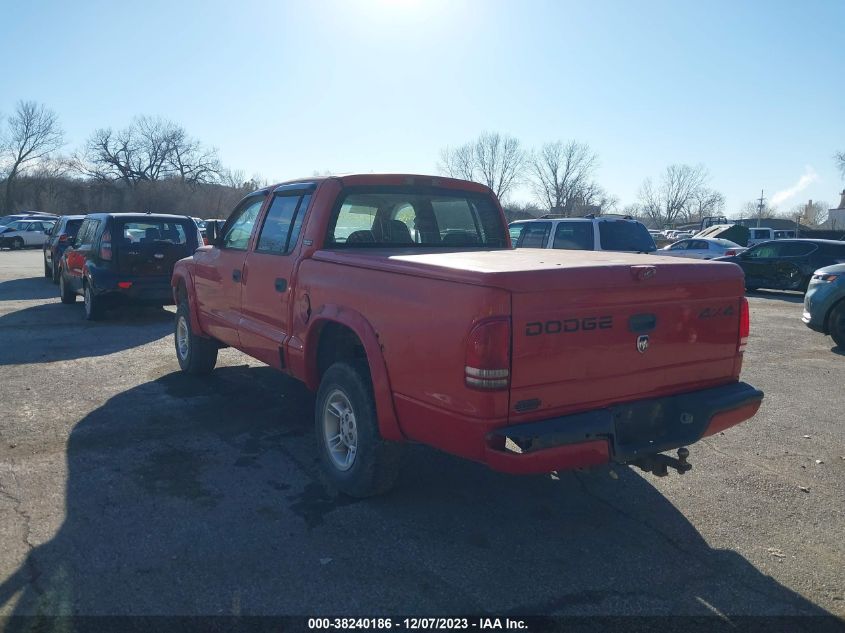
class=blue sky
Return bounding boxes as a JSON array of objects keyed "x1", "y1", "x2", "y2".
[{"x1": 1, "y1": 0, "x2": 843, "y2": 214}]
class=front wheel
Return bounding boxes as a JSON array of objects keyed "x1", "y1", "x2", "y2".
[
  {"x1": 175, "y1": 301, "x2": 218, "y2": 374},
  {"x1": 829, "y1": 302, "x2": 845, "y2": 349},
  {"x1": 315, "y1": 361, "x2": 402, "y2": 497},
  {"x1": 44, "y1": 258, "x2": 51, "y2": 278},
  {"x1": 11, "y1": 237, "x2": 24, "y2": 250}
]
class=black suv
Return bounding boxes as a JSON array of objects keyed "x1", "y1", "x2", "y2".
[
  {"x1": 57, "y1": 213, "x2": 201, "y2": 320},
  {"x1": 717, "y1": 239, "x2": 845, "y2": 292},
  {"x1": 43, "y1": 214, "x2": 86, "y2": 283}
]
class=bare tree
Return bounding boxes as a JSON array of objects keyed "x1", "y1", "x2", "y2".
[
  {"x1": 528, "y1": 140, "x2": 601, "y2": 215},
  {"x1": 1, "y1": 100, "x2": 64, "y2": 212},
  {"x1": 737, "y1": 200, "x2": 778, "y2": 221},
  {"x1": 438, "y1": 132, "x2": 525, "y2": 200},
  {"x1": 637, "y1": 164, "x2": 716, "y2": 228},
  {"x1": 74, "y1": 116, "x2": 220, "y2": 188},
  {"x1": 791, "y1": 200, "x2": 829, "y2": 227},
  {"x1": 685, "y1": 189, "x2": 725, "y2": 223},
  {"x1": 836, "y1": 150, "x2": 845, "y2": 179},
  {"x1": 439, "y1": 143, "x2": 475, "y2": 182}
]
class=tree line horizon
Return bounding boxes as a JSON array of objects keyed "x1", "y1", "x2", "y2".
[{"x1": 1, "y1": 100, "x2": 843, "y2": 227}]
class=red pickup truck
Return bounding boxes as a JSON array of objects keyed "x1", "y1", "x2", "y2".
[{"x1": 171, "y1": 174, "x2": 763, "y2": 496}]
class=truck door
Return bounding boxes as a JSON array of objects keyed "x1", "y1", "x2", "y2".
[
  {"x1": 193, "y1": 193, "x2": 267, "y2": 347},
  {"x1": 239, "y1": 187, "x2": 313, "y2": 368}
]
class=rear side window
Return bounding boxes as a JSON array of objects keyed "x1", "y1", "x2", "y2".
[
  {"x1": 598, "y1": 220, "x2": 656, "y2": 252},
  {"x1": 256, "y1": 194, "x2": 311, "y2": 254},
  {"x1": 778, "y1": 242, "x2": 816, "y2": 257},
  {"x1": 74, "y1": 219, "x2": 100, "y2": 248},
  {"x1": 121, "y1": 221, "x2": 188, "y2": 245},
  {"x1": 552, "y1": 222, "x2": 593, "y2": 250},
  {"x1": 515, "y1": 222, "x2": 551, "y2": 248}
]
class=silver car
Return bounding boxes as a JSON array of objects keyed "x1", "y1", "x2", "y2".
[
  {"x1": 660, "y1": 237, "x2": 745, "y2": 260},
  {"x1": 0, "y1": 219, "x2": 56, "y2": 249}
]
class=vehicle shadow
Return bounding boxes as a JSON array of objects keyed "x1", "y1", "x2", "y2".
[
  {"x1": 0, "y1": 276, "x2": 60, "y2": 301},
  {"x1": 0, "y1": 367, "x2": 838, "y2": 624},
  {"x1": 0, "y1": 300, "x2": 173, "y2": 365},
  {"x1": 746, "y1": 289, "x2": 804, "y2": 304}
]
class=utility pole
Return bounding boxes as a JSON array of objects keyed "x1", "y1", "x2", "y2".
[{"x1": 756, "y1": 190, "x2": 766, "y2": 228}]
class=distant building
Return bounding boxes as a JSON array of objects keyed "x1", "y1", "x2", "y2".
[{"x1": 829, "y1": 190, "x2": 845, "y2": 230}]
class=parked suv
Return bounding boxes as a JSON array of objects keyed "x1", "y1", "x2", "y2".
[
  {"x1": 58, "y1": 213, "x2": 202, "y2": 320},
  {"x1": 43, "y1": 215, "x2": 85, "y2": 282},
  {"x1": 508, "y1": 216, "x2": 657, "y2": 253},
  {"x1": 0, "y1": 219, "x2": 56, "y2": 249},
  {"x1": 717, "y1": 239, "x2": 845, "y2": 292}
]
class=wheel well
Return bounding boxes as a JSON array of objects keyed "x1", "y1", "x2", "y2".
[
  {"x1": 825, "y1": 296, "x2": 845, "y2": 332},
  {"x1": 175, "y1": 279, "x2": 188, "y2": 304},
  {"x1": 316, "y1": 322, "x2": 368, "y2": 380}
]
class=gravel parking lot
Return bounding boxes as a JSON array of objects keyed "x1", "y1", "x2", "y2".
[{"x1": 0, "y1": 249, "x2": 842, "y2": 622}]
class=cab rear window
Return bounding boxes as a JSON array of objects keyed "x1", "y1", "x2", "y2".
[{"x1": 327, "y1": 188, "x2": 506, "y2": 248}]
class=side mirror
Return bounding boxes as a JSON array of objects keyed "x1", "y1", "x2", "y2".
[{"x1": 206, "y1": 220, "x2": 217, "y2": 245}]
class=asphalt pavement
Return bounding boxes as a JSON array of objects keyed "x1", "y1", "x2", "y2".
[{"x1": 0, "y1": 249, "x2": 842, "y2": 623}]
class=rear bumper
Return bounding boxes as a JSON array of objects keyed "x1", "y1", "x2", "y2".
[
  {"x1": 484, "y1": 382, "x2": 763, "y2": 474},
  {"x1": 91, "y1": 272, "x2": 174, "y2": 305}
]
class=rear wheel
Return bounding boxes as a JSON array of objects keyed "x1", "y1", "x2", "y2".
[
  {"x1": 175, "y1": 300, "x2": 218, "y2": 374},
  {"x1": 59, "y1": 269, "x2": 76, "y2": 304},
  {"x1": 52, "y1": 259, "x2": 60, "y2": 284},
  {"x1": 83, "y1": 282, "x2": 103, "y2": 320},
  {"x1": 829, "y1": 302, "x2": 845, "y2": 349},
  {"x1": 315, "y1": 361, "x2": 402, "y2": 497}
]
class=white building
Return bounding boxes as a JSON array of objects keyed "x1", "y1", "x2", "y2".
[{"x1": 829, "y1": 190, "x2": 845, "y2": 230}]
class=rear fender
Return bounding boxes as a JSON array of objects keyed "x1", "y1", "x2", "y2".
[{"x1": 303, "y1": 306, "x2": 404, "y2": 442}]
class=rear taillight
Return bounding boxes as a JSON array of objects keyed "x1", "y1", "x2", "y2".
[
  {"x1": 100, "y1": 231, "x2": 112, "y2": 261},
  {"x1": 738, "y1": 297, "x2": 749, "y2": 352},
  {"x1": 465, "y1": 318, "x2": 510, "y2": 390},
  {"x1": 58, "y1": 233, "x2": 68, "y2": 243},
  {"x1": 724, "y1": 249, "x2": 736, "y2": 257}
]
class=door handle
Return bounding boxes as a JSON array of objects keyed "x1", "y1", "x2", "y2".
[
  {"x1": 232, "y1": 269, "x2": 241, "y2": 282},
  {"x1": 275, "y1": 278, "x2": 287, "y2": 292}
]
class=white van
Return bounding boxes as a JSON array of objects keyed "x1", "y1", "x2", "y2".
[{"x1": 747, "y1": 227, "x2": 797, "y2": 246}]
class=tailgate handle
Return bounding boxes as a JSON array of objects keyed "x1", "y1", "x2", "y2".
[{"x1": 629, "y1": 313, "x2": 657, "y2": 333}]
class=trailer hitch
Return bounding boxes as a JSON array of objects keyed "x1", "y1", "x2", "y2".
[{"x1": 631, "y1": 447, "x2": 691, "y2": 477}]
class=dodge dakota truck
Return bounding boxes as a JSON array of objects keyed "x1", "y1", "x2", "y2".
[{"x1": 171, "y1": 174, "x2": 763, "y2": 497}]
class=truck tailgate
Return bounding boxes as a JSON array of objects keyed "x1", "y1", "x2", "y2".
[{"x1": 510, "y1": 257, "x2": 744, "y2": 421}]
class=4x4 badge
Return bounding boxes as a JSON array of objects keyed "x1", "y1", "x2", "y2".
[{"x1": 637, "y1": 334, "x2": 649, "y2": 353}]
